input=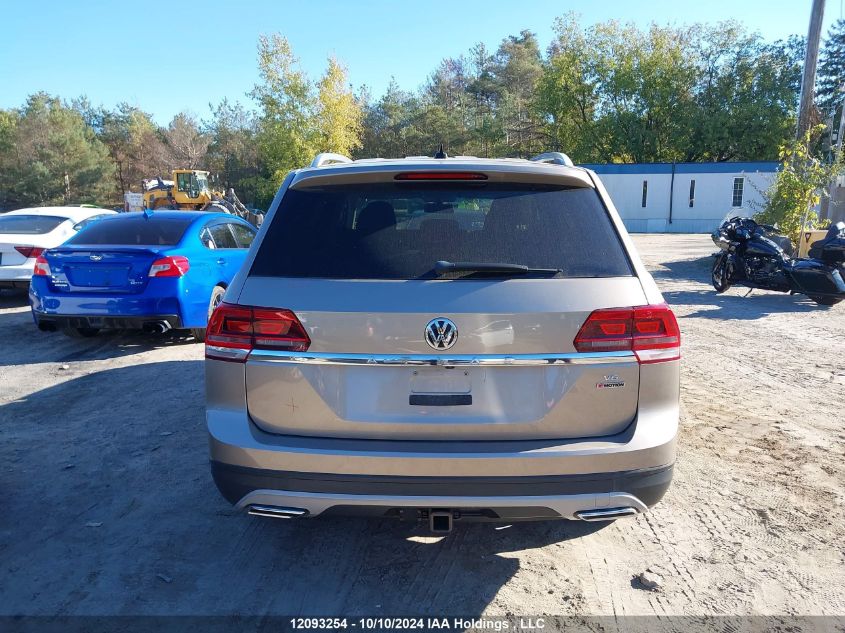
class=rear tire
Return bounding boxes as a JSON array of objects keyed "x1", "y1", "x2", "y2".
[
  {"x1": 62, "y1": 326, "x2": 100, "y2": 338},
  {"x1": 808, "y1": 295, "x2": 842, "y2": 306},
  {"x1": 192, "y1": 285, "x2": 226, "y2": 342}
]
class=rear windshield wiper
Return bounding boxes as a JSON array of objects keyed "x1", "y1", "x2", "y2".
[{"x1": 433, "y1": 260, "x2": 563, "y2": 277}]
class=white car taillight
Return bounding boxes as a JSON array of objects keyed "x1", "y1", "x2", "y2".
[{"x1": 15, "y1": 246, "x2": 44, "y2": 259}]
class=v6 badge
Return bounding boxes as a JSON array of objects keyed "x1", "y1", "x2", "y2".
[{"x1": 596, "y1": 375, "x2": 625, "y2": 389}]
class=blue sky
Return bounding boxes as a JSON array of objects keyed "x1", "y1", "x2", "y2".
[{"x1": 0, "y1": 0, "x2": 841, "y2": 124}]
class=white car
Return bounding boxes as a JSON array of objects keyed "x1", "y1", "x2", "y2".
[{"x1": 0, "y1": 207, "x2": 117, "y2": 289}]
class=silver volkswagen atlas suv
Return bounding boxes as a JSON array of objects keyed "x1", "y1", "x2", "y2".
[{"x1": 205, "y1": 151, "x2": 680, "y2": 532}]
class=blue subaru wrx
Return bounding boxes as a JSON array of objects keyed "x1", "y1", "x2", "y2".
[{"x1": 29, "y1": 211, "x2": 257, "y2": 340}]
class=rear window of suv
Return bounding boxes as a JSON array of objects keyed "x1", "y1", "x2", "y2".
[
  {"x1": 68, "y1": 216, "x2": 193, "y2": 246},
  {"x1": 251, "y1": 183, "x2": 632, "y2": 279}
]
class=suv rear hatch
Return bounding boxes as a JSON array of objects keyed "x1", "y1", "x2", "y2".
[{"x1": 216, "y1": 171, "x2": 659, "y2": 441}]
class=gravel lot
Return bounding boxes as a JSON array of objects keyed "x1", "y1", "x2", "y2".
[{"x1": 0, "y1": 234, "x2": 843, "y2": 618}]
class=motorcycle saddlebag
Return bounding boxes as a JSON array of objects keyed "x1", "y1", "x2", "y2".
[{"x1": 789, "y1": 259, "x2": 845, "y2": 295}]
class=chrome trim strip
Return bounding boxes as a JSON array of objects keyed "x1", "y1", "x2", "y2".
[
  {"x1": 246, "y1": 349, "x2": 636, "y2": 367},
  {"x1": 206, "y1": 345, "x2": 250, "y2": 362}
]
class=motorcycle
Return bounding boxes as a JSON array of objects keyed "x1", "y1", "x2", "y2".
[{"x1": 710, "y1": 216, "x2": 845, "y2": 306}]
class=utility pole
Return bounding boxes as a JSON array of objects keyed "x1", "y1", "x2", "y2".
[
  {"x1": 796, "y1": 0, "x2": 826, "y2": 139},
  {"x1": 824, "y1": 86, "x2": 845, "y2": 223}
]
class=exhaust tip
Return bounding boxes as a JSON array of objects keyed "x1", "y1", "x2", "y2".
[
  {"x1": 247, "y1": 504, "x2": 308, "y2": 519},
  {"x1": 142, "y1": 321, "x2": 171, "y2": 334},
  {"x1": 575, "y1": 507, "x2": 639, "y2": 522}
]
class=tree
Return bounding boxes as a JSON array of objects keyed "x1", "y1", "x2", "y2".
[
  {"x1": 163, "y1": 112, "x2": 210, "y2": 169},
  {"x1": 251, "y1": 33, "x2": 318, "y2": 187},
  {"x1": 0, "y1": 109, "x2": 15, "y2": 159},
  {"x1": 248, "y1": 34, "x2": 365, "y2": 205},
  {"x1": 358, "y1": 78, "x2": 422, "y2": 158},
  {"x1": 818, "y1": 19, "x2": 845, "y2": 118},
  {"x1": 591, "y1": 22, "x2": 699, "y2": 163},
  {"x1": 79, "y1": 102, "x2": 170, "y2": 196},
  {"x1": 0, "y1": 93, "x2": 114, "y2": 208},
  {"x1": 755, "y1": 125, "x2": 844, "y2": 243},
  {"x1": 687, "y1": 27, "x2": 802, "y2": 162},
  {"x1": 466, "y1": 42, "x2": 501, "y2": 157},
  {"x1": 315, "y1": 57, "x2": 363, "y2": 156},
  {"x1": 204, "y1": 99, "x2": 260, "y2": 201},
  {"x1": 536, "y1": 14, "x2": 600, "y2": 161},
  {"x1": 491, "y1": 30, "x2": 545, "y2": 156},
  {"x1": 537, "y1": 19, "x2": 700, "y2": 163},
  {"x1": 0, "y1": 109, "x2": 19, "y2": 209},
  {"x1": 420, "y1": 57, "x2": 471, "y2": 153},
  {"x1": 534, "y1": 18, "x2": 800, "y2": 164}
]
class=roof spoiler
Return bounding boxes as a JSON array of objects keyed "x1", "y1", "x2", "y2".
[
  {"x1": 310, "y1": 153, "x2": 353, "y2": 168},
  {"x1": 530, "y1": 152, "x2": 574, "y2": 167}
]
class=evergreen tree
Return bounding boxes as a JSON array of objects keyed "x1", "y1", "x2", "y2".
[
  {"x1": 203, "y1": 99, "x2": 260, "y2": 202},
  {"x1": 357, "y1": 79, "x2": 427, "y2": 158},
  {"x1": 818, "y1": 19, "x2": 845, "y2": 118},
  {"x1": 0, "y1": 93, "x2": 114, "y2": 208}
]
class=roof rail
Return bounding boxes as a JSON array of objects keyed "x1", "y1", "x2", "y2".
[
  {"x1": 310, "y1": 153, "x2": 353, "y2": 168},
  {"x1": 530, "y1": 152, "x2": 574, "y2": 167}
]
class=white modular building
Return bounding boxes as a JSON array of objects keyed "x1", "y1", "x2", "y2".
[{"x1": 581, "y1": 162, "x2": 780, "y2": 233}]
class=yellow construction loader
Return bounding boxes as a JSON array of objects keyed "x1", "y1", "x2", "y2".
[
  {"x1": 138, "y1": 170, "x2": 262, "y2": 225},
  {"x1": 142, "y1": 169, "x2": 220, "y2": 210}
]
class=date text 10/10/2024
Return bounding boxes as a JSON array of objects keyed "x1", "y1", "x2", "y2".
[{"x1": 289, "y1": 618, "x2": 548, "y2": 630}]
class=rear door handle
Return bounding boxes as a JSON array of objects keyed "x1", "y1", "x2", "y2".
[{"x1": 216, "y1": 258, "x2": 226, "y2": 265}]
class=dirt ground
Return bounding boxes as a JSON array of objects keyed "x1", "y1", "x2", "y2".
[{"x1": 0, "y1": 234, "x2": 843, "y2": 618}]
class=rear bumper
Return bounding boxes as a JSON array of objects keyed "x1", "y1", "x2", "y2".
[
  {"x1": 33, "y1": 313, "x2": 182, "y2": 331},
  {"x1": 29, "y1": 277, "x2": 187, "y2": 330},
  {"x1": 208, "y1": 409, "x2": 677, "y2": 519},
  {"x1": 0, "y1": 263, "x2": 34, "y2": 285},
  {"x1": 211, "y1": 460, "x2": 673, "y2": 520},
  {"x1": 0, "y1": 280, "x2": 31, "y2": 289}
]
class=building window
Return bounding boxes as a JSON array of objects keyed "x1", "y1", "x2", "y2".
[
  {"x1": 689, "y1": 179, "x2": 696, "y2": 207},
  {"x1": 641, "y1": 180, "x2": 648, "y2": 208},
  {"x1": 732, "y1": 177, "x2": 744, "y2": 207}
]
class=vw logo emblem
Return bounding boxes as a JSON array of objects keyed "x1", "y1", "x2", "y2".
[
  {"x1": 89, "y1": 254, "x2": 103, "y2": 261},
  {"x1": 424, "y1": 317, "x2": 458, "y2": 350}
]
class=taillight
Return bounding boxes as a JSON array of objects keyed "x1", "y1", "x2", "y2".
[
  {"x1": 33, "y1": 255, "x2": 51, "y2": 276},
  {"x1": 205, "y1": 302, "x2": 310, "y2": 362},
  {"x1": 149, "y1": 256, "x2": 190, "y2": 277},
  {"x1": 394, "y1": 172, "x2": 488, "y2": 181},
  {"x1": 573, "y1": 304, "x2": 680, "y2": 364},
  {"x1": 15, "y1": 246, "x2": 44, "y2": 259}
]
